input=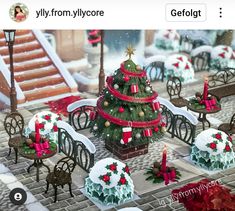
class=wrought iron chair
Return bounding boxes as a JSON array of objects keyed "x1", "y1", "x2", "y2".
[
  {"x1": 45, "y1": 157, "x2": 76, "y2": 202},
  {"x1": 166, "y1": 77, "x2": 188, "y2": 108},
  {"x1": 218, "y1": 113, "x2": 235, "y2": 135},
  {"x1": 4, "y1": 112, "x2": 24, "y2": 164}
]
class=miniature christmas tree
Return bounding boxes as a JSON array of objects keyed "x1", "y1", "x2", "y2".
[
  {"x1": 87, "y1": 30, "x2": 101, "y2": 47},
  {"x1": 91, "y1": 46, "x2": 165, "y2": 159}
]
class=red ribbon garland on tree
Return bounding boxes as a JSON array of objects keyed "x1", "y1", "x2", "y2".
[
  {"x1": 97, "y1": 97, "x2": 161, "y2": 128},
  {"x1": 120, "y1": 63, "x2": 146, "y2": 77},
  {"x1": 106, "y1": 77, "x2": 158, "y2": 103}
]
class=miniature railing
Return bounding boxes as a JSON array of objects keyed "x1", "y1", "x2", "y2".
[
  {"x1": 57, "y1": 120, "x2": 96, "y2": 172},
  {"x1": 67, "y1": 97, "x2": 198, "y2": 145},
  {"x1": 67, "y1": 99, "x2": 97, "y2": 131},
  {"x1": 157, "y1": 97, "x2": 198, "y2": 145}
]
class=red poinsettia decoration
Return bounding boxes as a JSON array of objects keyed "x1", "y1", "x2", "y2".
[
  {"x1": 123, "y1": 165, "x2": 130, "y2": 175},
  {"x1": 212, "y1": 132, "x2": 222, "y2": 141},
  {"x1": 172, "y1": 179, "x2": 235, "y2": 211},
  {"x1": 118, "y1": 173, "x2": 128, "y2": 186},
  {"x1": 56, "y1": 116, "x2": 62, "y2": 121},
  {"x1": 44, "y1": 114, "x2": 51, "y2": 121},
  {"x1": 206, "y1": 141, "x2": 218, "y2": 151},
  {"x1": 52, "y1": 124, "x2": 58, "y2": 132},
  {"x1": 106, "y1": 162, "x2": 118, "y2": 174},
  {"x1": 99, "y1": 172, "x2": 112, "y2": 185},
  {"x1": 224, "y1": 144, "x2": 231, "y2": 152}
]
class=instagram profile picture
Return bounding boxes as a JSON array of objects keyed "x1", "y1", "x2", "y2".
[{"x1": 9, "y1": 3, "x2": 29, "y2": 22}]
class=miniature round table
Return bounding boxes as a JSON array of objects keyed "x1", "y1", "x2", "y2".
[
  {"x1": 18, "y1": 139, "x2": 57, "y2": 182},
  {"x1": 187, "y1": 104, "x2": 221, "y2": 130}
]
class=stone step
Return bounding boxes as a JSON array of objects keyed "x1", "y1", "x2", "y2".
[
  {"x1": 19, "y1": 76, "x2": 65, "y2": 91},
  {"x1": 14, "y1": 60, "x2": 52, "y2": 72},
  {"x1": 24, "y1": 84, "x2": 71, "y2": 101},
  {"x1": 15, "y1": 67, "x2": 59, "y2": 82},
  {"x1": 0, "y1": 42, "x2": 41, "y2": 55},
  {"x1": 4, "y1": 50, "x2": 47, "y2": 64}
]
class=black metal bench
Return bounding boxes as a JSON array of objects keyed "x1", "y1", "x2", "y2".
[{"x1": 208, "y1": 68, "x2": 235, "y2": 99}]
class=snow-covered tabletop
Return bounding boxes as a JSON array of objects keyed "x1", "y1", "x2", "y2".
[{"x1": 24, "y1": 111, "x2": 61, "y2": 143}]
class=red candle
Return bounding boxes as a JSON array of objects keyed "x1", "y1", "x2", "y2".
[
  {"x1": 203, "y1": 78, "x2": 208, "y2": 100},
  {"x1": 161, "y1": 145, "x2": 167, "y2": 173},
  {"x1": 35, "y1": 115, "x2": 41, "y2": 143},
  {"x1": 163, "y1": 173, "x2": 169, "y2": 185}
]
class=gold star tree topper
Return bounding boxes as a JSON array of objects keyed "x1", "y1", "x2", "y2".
[{"x1": 125, "y1": 45, "x2": 135, "y2": 59}]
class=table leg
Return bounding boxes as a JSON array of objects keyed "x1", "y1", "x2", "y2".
[
  {"x1": 27, "y1": 159, "x2": 51, "y2": 182},
  {"x1": 198, "y1": 113, "x2": 210, "y2": 130},
  {"x1": 36, "y1": 160, "x2": 40, "y2": 182}
]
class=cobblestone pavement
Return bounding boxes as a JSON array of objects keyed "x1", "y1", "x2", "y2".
[{"x1": 0, "y1": 70, "x2": 235, "y2": 211}]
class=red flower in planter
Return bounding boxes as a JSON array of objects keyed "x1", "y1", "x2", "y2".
[
  {"x1": 44, "y1": 115, "x2": 51, "y2": 121},
  {"x1": 52, "y1": 125, "x2": 58, "y2": 132},
  {"x1": 215, "y1": 133, "x2": 222, "y2": 140},
  {"x1": 210, "y1": 143, "x2": 217, "y2": 149},
  {"x1": 118, "y1": 173, "x2": 128, "y2": 186},
  {"x1": 225, "y1": 145, "x2": 231, "y2": 152},
  {"x1": 99, "y1": 172, "x2": 111, "y2": 185},
  {"x1": 123, "y1": 165, "x2": 130, "y2": 175},
  {"x1": 106, "y1": 162, "x2": 118, "y2": 174},
  {"x1": 103, "y1": 175, "x2": 110, "y2": 182}
]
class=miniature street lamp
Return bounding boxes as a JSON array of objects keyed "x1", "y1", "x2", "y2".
[
  {"x1": 3, "y1": 30, "x2": 17, "y2": 112},
  {"x1": 98, "y1": 30, "x2": 105, "y2": 95}
]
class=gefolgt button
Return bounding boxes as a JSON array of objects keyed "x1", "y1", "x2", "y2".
[{"x1": 166, "y1": 4, "x2": 206, "y2": 22}]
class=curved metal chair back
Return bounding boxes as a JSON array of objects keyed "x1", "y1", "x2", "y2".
[
  {"x1": 229, "y1": 113, "x2": 235, "y2": 129},
  {"x1": 144, "y1": 61, "x2": 165, "y2": 82},
  {"x1": 166, "y1": 77, "x2": 182, "y2": 100},
  {"x1": 4, "y1": 112, "x2": 24, "y2": 138},
  {"x1": 192, "y1": 51, "x2": 210, "y2": 72},
  {"x1": 54, "y1": 157, "x2": 76, "y2": 177}
]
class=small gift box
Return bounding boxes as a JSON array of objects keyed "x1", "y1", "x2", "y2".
[
  {"x1": 151, "y1": 102, "x2": 160, "y2": 111},
  {"x1": 130, "y1": 84, "x2": 139, "y2": 94},
  {"x1": 143, "y1": 128, "x2": 153, "y2": 137}
]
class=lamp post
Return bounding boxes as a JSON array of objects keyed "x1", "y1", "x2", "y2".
[
  {"x1": 98, "y1": 30, "x2": 105, "y2": 95},
  {"x1": 3, "y1": 30, "x2": 17, "y2": 112}
]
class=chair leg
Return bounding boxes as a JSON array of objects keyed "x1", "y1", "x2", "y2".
[
  {"x1": 54, "y1": 186, "x2": 58, "y2": 203},
  {"x1": 45, "y1": 181, "x2": 49, "y2": 194},
  {"x1": 8, "y1": 148, "x2": 11, "y2": 157},
  {"x1": 68, "y1": 183, "x2": 73, "y2": 197},
  {"x1": 14, "y1": 148, "x2": 18, "y2": 164}
]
